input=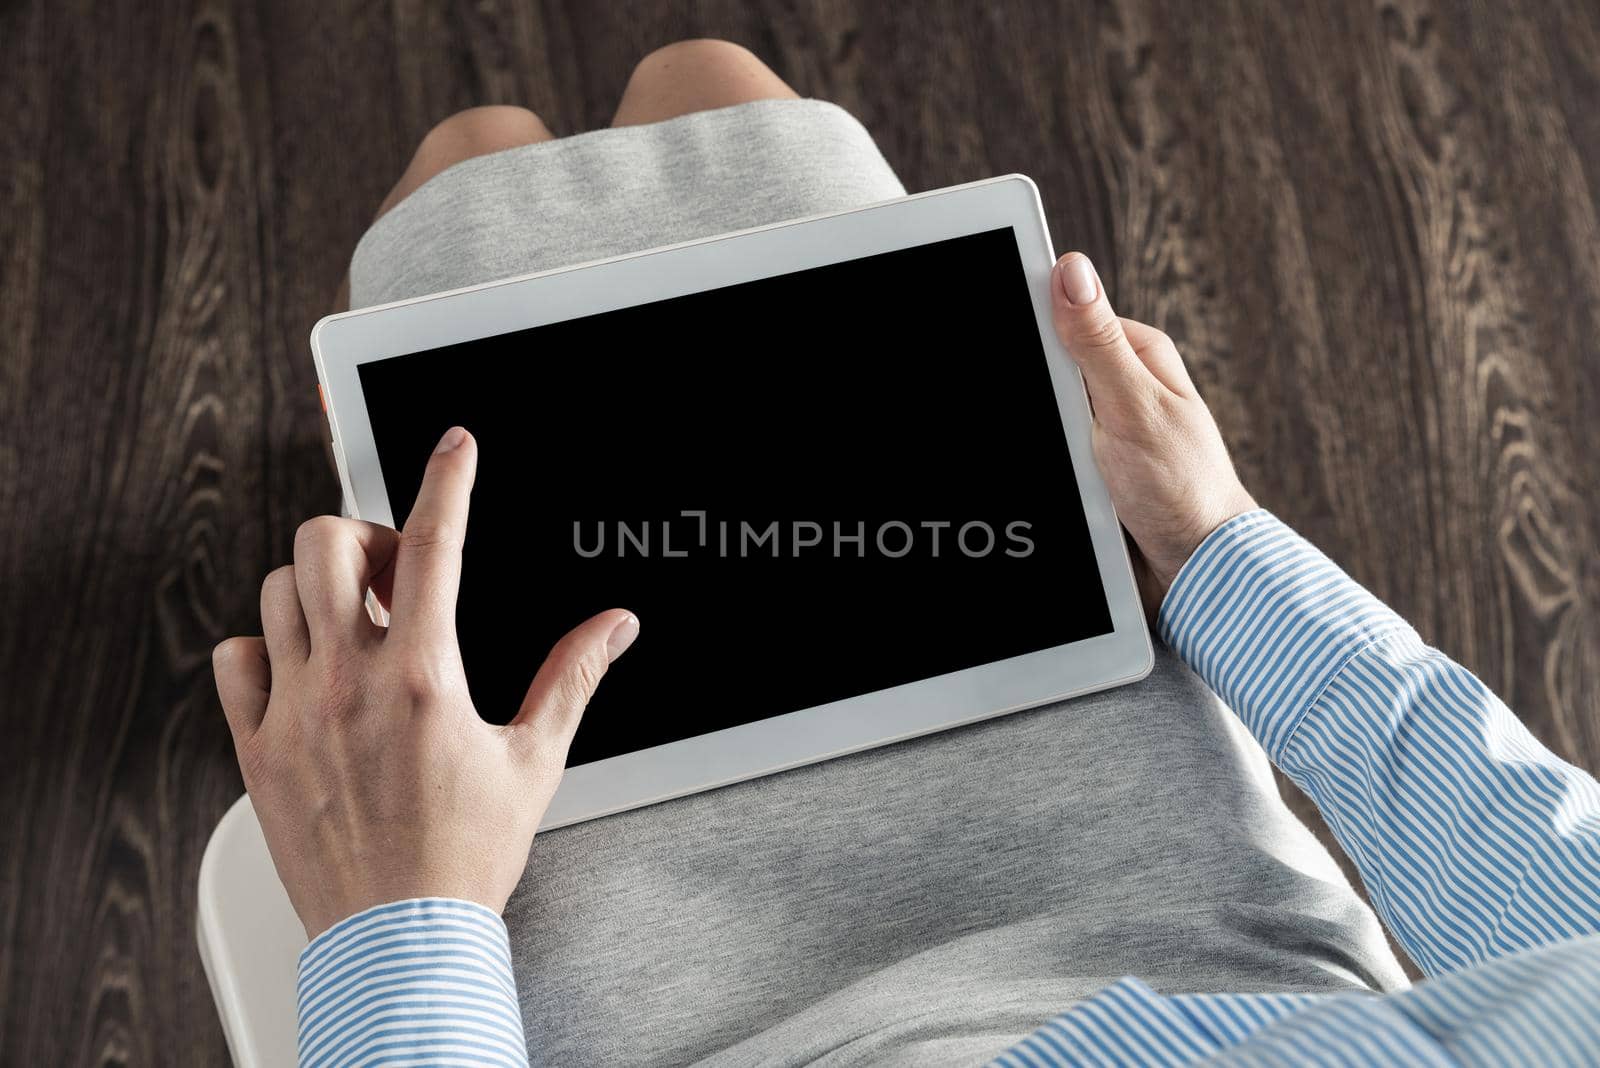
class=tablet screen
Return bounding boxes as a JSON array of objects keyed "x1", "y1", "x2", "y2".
[{"x1": 359, "y1": 226, "x2": 1113, "y2": 766}]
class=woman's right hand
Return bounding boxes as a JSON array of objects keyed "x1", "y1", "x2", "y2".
[
  {"x1": 1048, "y1": 252, "x2": 1258, "y2": 616},
  {"x1": 213, "y1": 428, "x2": 639, "y2": 939}
]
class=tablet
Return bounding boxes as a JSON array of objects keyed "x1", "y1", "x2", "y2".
[{"x1": 312, "y1": 174, "x2": 1152, "y2": 829}]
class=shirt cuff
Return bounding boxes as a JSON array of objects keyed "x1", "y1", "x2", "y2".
[
  {"x1": 1156, "y1": 510, "x2": 1414, "y2": 760},
  {"x1": 295, "y1": 898, "x2": 528, "y2": 1068}
]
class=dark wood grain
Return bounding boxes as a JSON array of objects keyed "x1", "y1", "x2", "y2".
[{"x1": 2, "y1": 0, "x2": 1597, "y2": 1062}]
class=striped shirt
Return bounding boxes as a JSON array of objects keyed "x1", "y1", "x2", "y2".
[{"x1": 295, "y1": 511, "x2": 1600, "y2": 1066}]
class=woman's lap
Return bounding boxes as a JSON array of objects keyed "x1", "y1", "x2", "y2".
[
  {"x1": 348, "y1": 99, "x2": 906, "y2": 309},
  {"x1": 346, "y1": 100, "x2": 1405, "y2": 1065},
  {"x1": 506, "y1": 649, "x2": 1404, "y2": 1066}
]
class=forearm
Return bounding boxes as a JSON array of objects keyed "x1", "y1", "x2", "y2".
[{"x1": 1161, "y1": 511, "x2": 1600, "y2": 974}]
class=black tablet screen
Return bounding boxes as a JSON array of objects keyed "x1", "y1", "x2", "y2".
[{"x1": 358, "y1": 226, "x2": 1113, "y2": 767}]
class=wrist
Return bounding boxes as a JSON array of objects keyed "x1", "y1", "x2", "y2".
[
  {"x1": 297, "y1": 871, "x2": 510, "y2": 941},
  {"x1": 1144, "y1": 488, "x2": 1258, "y2": 606}
]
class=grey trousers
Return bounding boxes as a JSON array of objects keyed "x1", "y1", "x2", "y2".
[{"x1": 350, "y1": 99, "x2": 1407, "y2": 1067}]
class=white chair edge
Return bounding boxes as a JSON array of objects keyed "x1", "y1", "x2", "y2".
[{"x1": 197, "y1": 794, "x2": 306, "y2": 1067}]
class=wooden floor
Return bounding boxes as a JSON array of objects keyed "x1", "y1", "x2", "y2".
[{"x1": 3, "y1": 0, "x2": 1598, "y2": 1062}]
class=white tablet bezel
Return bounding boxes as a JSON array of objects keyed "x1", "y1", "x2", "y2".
[{"x1": 312, "y1": 174, "x2": 1153, "y2": 829}]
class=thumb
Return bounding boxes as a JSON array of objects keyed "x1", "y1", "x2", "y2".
[
  {"x1": 508, "y1": 609, "x2": 639, "y2": 762},
  {"x1": 1049, "y1": 253, "x2": 1160, "y2": 426}
]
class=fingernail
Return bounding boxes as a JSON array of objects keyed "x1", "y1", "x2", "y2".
[
  {"x1": 1058, "y1": 254, "x2": 1099, "y2": 306},
  {"x1": 605, "y1": 612, "x2": 639, "y2": 661},
  {"x1": 433, "y1": 426, "x2": 467, "y2": 454}
]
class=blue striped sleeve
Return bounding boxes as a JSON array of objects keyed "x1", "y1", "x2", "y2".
[
  {"x1": 992, "y1": 936, "x2": 1600, "y2": 1067},
  {"x1": 295, "y1": 897, "x2": 529, "y2": 1067},
  {"x1": 1159, "y1": 510, "x2": 1600, "y2": 975}
]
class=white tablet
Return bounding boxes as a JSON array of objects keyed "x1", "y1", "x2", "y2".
[{"x1": 312, "y1": 174, "x2": 1152, "y2": 829}]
